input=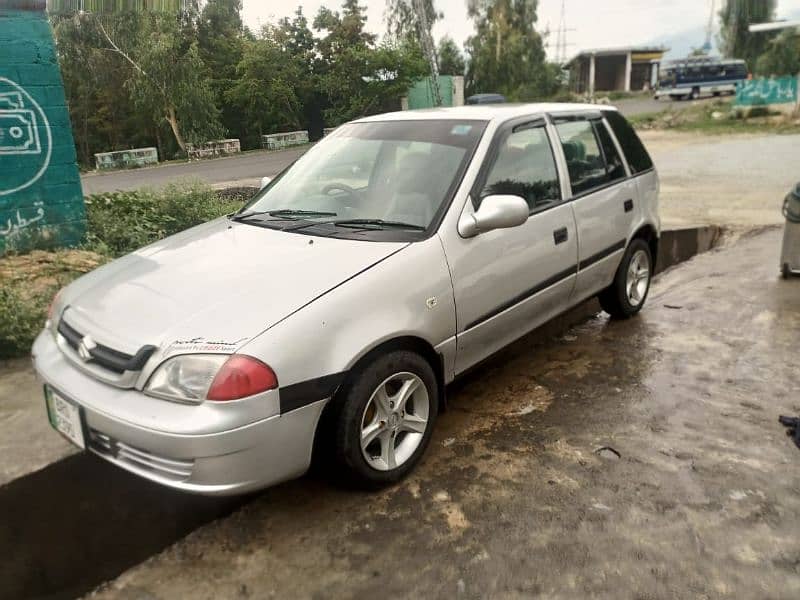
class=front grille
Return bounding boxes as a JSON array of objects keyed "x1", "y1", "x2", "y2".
[
  {"x1": 89, "y1": 429, "x2": 194, "y2": 482},
  {"x1": 57, "y1": 319, "x2": 156, "y2": 375}
]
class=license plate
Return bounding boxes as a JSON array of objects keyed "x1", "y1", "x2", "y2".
[{"x1": 45, "y1": 386, "x2": 86, "y2": 449}]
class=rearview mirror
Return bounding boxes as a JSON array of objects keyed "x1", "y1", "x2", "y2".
[
  {"x1": 458, "y1": 195, "x2": 529, "y2": 238},
  {"x1": 260, "y1": 176, "x2": 272, "y2": 189}
]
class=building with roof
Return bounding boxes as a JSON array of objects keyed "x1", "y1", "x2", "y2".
[{"x1": 567, "y1": 46, "x2": 668, "y2": 96}]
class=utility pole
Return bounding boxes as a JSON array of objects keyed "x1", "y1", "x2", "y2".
[
  {"x1": 556, "y1": 0, "x2": 567, "y2": 64},
  {"x1": 703, "y1": 0, "x2": 716, "y2": 53},
  {"x1": 412, "y1": 0, "x2": 442, "y2": 106}
]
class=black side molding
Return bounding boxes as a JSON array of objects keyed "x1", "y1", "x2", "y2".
[
  {"x1": 579, "y1": 239, "x2": 626, "y2": 271},
  {"x1": 279, "y1": 372, "x2": 346, "y2": 414},
  {"x1": 464, "y1": 265, "x2": 578, "y2": 332}
]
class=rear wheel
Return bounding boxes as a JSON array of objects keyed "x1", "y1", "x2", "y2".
[
  {"x1": 333, "y1": 351, "x2": 438, "y2": 487},
  {"x1": 783, "y1": 263, "x2": 792, "y2": 279},
  {"x1": 599, "y1": 239, "x2": 653, "y2": 319},
  {"x1": 690, "y1": 87, "x2": 701, "y2": 100}
]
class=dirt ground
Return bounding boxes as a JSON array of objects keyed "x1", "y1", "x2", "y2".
[
  {"x1": 642, "y1": 131, "x2": 799, "y2": 229},
  {"x1": 83, "y1": 228, "x2": 800, "y2": 600}
]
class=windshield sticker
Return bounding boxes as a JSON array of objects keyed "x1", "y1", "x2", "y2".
[
  {"x1": 166, "y1": 337, "x2": 249, "y2": 354},
  {"x1": 450, "y1": 124, "x2": 473, "y2": 136}
]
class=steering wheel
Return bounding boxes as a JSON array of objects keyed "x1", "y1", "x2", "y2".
[
  {"x1": 322, "y1": 182, "x2": 359, "y2": 198},
  {"x1": 322, "y1": 183, "x2": 361, "y2": 215}
]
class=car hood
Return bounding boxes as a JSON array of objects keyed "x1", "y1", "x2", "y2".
[{"x1": 59, "y1": 218, "x2": 408, "y2": 356}]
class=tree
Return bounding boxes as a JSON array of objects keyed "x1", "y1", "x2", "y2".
[
  {"x1": 718, "y1": 0, "x2": 777, "y2": 70},
  {"x1": 438, "y1": 36, "x2": 465, "y2": 75},
  {"x1": 386, "y1": 0, "x2": 443, "y2": 104},
  {"x1": 314, "y1": 1, "x2": 427, "y2": 124},
  {"x1": 198, "y1": 0, "x2": 249, "y2": 139},
  {"x1": 465, "y1": 0, "x2": 560, "y2": 99},
  {"x1": 226, "y1": 18, "x2": 311, "y2": 147},
  {"x1": 95, "y1": 12, "x2": 224, "y2": 153},
  {"x1": 53, "y1": 12, "x2": 180, "y2": 163},
  {"x1": 756, "y1": 29, "x2": 800, "y2": 76}
]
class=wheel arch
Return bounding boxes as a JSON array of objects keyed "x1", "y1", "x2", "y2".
[
  {"x1": 630, "y1": 223, "x2": 659, "y2": 272},
  {"x1": 338, "y1": 336, "x2": 446, "y2": 410},
  {"x1": 310, "y1": 335, "x2": 447, "y2": 468}
]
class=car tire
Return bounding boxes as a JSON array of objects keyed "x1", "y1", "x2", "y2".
[
  {"x1": 333, "y1": 350, "x2": 438, "y2": 488},
  {"x1": 690, "y1": 87, "x2": 700, "y2": 100},
  {"x1": 782, "y1": 263, "x2": 792, "y2": 279},
  {"x1": 599, "y1": 239, "x2": 653, "y2": 319}
]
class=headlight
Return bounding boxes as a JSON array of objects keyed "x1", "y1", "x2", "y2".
[
  {"x1": 47, "y1": 288, "x2": 65, "y2": 332},
  {"x1": 145, "y1": 354, "x2": 278, "y2": 403}
]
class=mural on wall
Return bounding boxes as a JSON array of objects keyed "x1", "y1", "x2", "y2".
[
  {"x1": 736, "y1": 76, "x2": 799, "y2": 107},
  {"x1": 0, "y1": 2, "x2": 85, "y2": 253}
]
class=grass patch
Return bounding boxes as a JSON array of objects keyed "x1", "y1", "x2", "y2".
[
  {"x1": 1, "y1": 182, "x2": 252, "y2": 359},
  {"x1": 630, "y1": 99, "x2": 800, "y2": 135},
  {"x1": 0, "y1": 250, "x2": 108, "y2": 359},
  {"x1": 84, "y1": 182, "x2": 246, "y2": 257}
]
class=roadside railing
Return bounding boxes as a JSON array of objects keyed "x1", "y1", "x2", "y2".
[
  {"x1": 186, "y1": 139, "x2": 241, "y2": 160},
  {"x1": 261, "y1": 131, "x2": 309, "y2": 150},
  {"x1": 94, "y1": 147, "x2": 158, "y2": 170}
]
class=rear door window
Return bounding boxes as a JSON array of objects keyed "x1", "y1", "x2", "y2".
[
  {"x1": 554, "y1": 120, "x2": 609, "y2": 195},
  {"x1": 602, "y1": 110, "x2": 654, "y2": 174}
]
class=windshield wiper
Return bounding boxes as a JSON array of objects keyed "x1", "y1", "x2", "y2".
[
  {"x1": 332, "y1": 219, "x2": 426, "y2": 231},
  {"x1": 285, "y1": 218, "x2": 427, "y2": 232},
  {"x1": 231, "y1": 209, "x2": 337, "y2": 222}
]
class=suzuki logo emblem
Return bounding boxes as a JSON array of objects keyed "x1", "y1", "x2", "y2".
[{"x1": 77, "y1": 335, "x2": 96, "y2": 362}]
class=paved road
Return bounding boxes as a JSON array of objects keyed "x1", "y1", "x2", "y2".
[
  {"x1": 80, "y1": 97, "x2": 703, "y2": 195},
  {"x1": 80, "y1": 146, "x2": 309, "y2": 195},
  {"x1": 644, "y1": 130, "x2": 800, "y2": 228}
]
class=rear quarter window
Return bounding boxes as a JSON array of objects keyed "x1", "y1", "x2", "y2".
[{"x1": 603, "y1": 110, "x2": 654, "y2": 174}]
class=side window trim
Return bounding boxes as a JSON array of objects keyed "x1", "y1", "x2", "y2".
[
  {"x1": 598, "y1": 117, "x2": 633, "y2": 179},
  {"x1": 470, "y1": 116, "x2": 563, "y2": 215},
  {"x1": 591, "y1": 118, "x2": 629, "y2": 182}
]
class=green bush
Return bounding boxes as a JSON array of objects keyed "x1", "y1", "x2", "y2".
[
  {"x1": 0, "y1": 183, "x2": 249, "y2": 359},
  {"x1": 0, "y1": 286, "x2": 52, "y2": 360},
  {"x1": 84, "y1": 182, "x2": 247, "y2": 257}
]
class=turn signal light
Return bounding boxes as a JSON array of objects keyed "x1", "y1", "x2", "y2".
[{"x1": 206, "y1": 355, "x2": 278, "y2": 401}]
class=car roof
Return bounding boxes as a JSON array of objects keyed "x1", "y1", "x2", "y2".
[{"x1": 353, "y1": 103, "x2": 618, "y2": 124}]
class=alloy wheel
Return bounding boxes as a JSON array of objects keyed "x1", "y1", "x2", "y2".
[
  {"x1": 359, "y1": 372, "x2": 430, "y2": 471},
  {"x1": 626, "y1": 249, "x2": 651, "y2": 307}
]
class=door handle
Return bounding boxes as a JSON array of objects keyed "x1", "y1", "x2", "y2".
[
  {"x1": 553, "y1": 227, "x2": 568, "y2": 245},
  {"x1": 624, "y1": 199, "x2": 634, "y2": 213}
]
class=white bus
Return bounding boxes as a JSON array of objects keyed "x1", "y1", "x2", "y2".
[{"x1": 655, "y1": 57, "x2": 748, "y2": 101}]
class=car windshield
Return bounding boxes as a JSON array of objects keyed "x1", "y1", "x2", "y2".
[{"x1": 237, "y1": 119, "x2": 487, "y2": 237}]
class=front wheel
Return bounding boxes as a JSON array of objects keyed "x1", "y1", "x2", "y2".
[
  {"x1": 599, "y1": 239, "x2": 653, "y2": 319},
  {"x1": 333, "y1": 351, "x2": 438, "y2": 488}
]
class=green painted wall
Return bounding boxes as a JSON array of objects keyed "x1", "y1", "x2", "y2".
[
  {"x1": 735, "y1": 76, "x2": 799, "y2": 107},
  {"x1": 0, "y1": 4, "x2": 85, "y2": 253},
  {"x1": 407, "y1": 76, "x2": 456, "y2": 110}
]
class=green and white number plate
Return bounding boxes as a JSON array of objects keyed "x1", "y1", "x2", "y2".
[{"x1": 45, "y1": 386, "x2": 85, "y2": 449}]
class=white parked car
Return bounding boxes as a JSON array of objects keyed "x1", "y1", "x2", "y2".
[{"x1": 33, "y1": 104, "x2": 660, "y2": 495}]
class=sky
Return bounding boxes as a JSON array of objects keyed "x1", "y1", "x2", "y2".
[{"x1": 243, "y1": 0, "x2": 800, "y2": 59}]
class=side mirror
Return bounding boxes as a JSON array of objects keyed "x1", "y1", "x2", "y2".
[
  {"x1": 458, "y1": 194, "x2": 529, "y2": 238},
  {"x1": 260, "y1": 176, "x2": 272, "y2": 190}
]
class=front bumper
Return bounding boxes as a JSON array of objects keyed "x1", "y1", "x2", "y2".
[{"x1": 32, "y1": 330, "x2": 326, "y2": 496}]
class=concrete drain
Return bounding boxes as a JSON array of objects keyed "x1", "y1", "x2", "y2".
[{"x1": 0, "y1": 453, "x2": 244, "y2": 600}]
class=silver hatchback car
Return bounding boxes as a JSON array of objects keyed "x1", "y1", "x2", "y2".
[{"x1": 33, "y1": 104, "x2": 660, "y2": 495}]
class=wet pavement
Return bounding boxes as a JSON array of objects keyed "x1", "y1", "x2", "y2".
[
  {"x1": 62, "y1": 227, "x2": 797, "y2": 599},
  {"x1": 0, "y1": 360, "x2": 75, "y2": 487}
]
